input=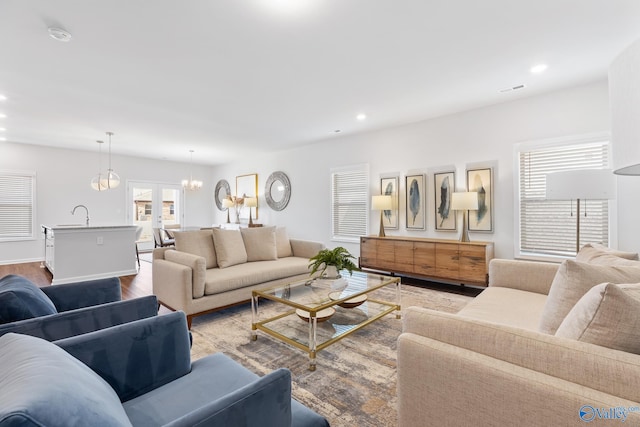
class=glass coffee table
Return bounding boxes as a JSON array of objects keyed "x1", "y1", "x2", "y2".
[{"x1": 251, "y1": 271, "x2": 401, "y2": 371}]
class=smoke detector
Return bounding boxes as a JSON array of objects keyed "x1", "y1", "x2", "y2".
[{"x1": 48, "y1": 27, "x2": 72, "y2": 42}]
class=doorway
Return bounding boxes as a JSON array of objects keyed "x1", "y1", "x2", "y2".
[{"x1": 127, "y1": 181, "x2": 184, "y2": 252}]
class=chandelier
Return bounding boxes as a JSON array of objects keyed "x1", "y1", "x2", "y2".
[{"x1": 182, "y1": 150, "x2": 203, "y2": 191}]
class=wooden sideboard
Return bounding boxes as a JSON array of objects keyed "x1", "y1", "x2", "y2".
[{"x1": 359, "y1": 236, "x2": 494, "y2": 286}]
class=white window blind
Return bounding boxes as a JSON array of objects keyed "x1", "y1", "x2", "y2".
[
  {"x1": 331, "y1": 165, "x2": 368, "y2": 242},
  {"x1": 0, "y1": 171, "x2": 36, "y2": 241},
  {"x1": 518, "y1": 141, "x2": 609, "y2": 257}
]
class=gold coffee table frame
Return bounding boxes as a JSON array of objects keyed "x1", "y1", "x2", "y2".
[{"x1": 251, "y1": 271, "x2": 401, "y2": 371}]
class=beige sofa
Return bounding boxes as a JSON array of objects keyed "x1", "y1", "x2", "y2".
[
  {"x1": 398, "y1": 244, "x2": 640, "y2": 426},
  {"x1": 153, "y1": 226, "x2": 324, "y2": 328}
]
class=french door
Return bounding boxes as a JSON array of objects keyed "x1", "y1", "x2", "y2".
[{"x1": 127, "y1": 181, "x2": 184, "y2": 252}]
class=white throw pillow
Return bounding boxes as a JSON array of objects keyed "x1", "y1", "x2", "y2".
[
  {"x1": 556, "y1": 282, "x2": 640, "y2": 354},
  {"x1": 212, "y1": 228, "x2": 248, "y2": 268},
  {"x1": 275, "y1": 227, "x2": 293, "y2": 258},
  {"x1": 174, "y1": 230, "x2": 217, "y2": 269},
  {"x1": 241, "y1": 226, "x2": 278, "y2": 262},
  {"x1": 538, "y1": 260, "x2": 640, "y2": 334}
]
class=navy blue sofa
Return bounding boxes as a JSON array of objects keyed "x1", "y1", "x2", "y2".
[
  {"x1": 0, "y1": 311, "x2": 330, "y2": 426},
  {"x1": 0, "y1": 274, "x2": 158, "y2": 341}
]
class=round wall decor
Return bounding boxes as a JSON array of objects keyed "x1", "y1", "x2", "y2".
[
  {"x1": 214, "y1": 179, "x2": 231, "y2": 211},
  {"x1": 265, "y1": 171, "x2": 291, "y2": 211}
]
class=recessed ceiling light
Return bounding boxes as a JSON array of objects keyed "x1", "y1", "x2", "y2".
[
  {"x1": 356, "y1": 113, "x2": 367, "y2": 121},
  {"x1": 0, "y1": 137, "x2": 6, "y2": 141},
  {"x1": 530, "y1": 64, "x2": 548, "y2": 74},
  {"x1": 0, "y1": 127, "x2": 6, "y2": 132},
  {"x1": 48, "y1": 27, "x2": 73, "y2": 42},
  {"x1": 0, "y1": 113, "x2": 6, "y2": 119},
  {"x1": 0, "y1": 94, "x2": 7, "y2": 101}
]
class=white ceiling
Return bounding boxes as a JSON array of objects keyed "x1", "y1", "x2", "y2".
[{"x1": 1, "y1": 0, "x2": 640, "y2": 165}]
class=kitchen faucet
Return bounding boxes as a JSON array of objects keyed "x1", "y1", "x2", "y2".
[{"x1": 71, "y1": 204, "x2": 90, "y2": 226}]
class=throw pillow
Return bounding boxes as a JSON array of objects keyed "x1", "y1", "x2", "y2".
[
  {"x1": 556, "y1": 282, "x2": 640, "y2": 354},
  {"x1": 0, "y1": 275, "x2": 57, "y2": 324},
  {"x1": 0, "y1": 333, "x2": 132, "y2": 427},
  {"x1": 174, "y1": 230, "x2": 217, "y2": 269},
  {"x1": 240, "y1": 227, "x2": 278, "y2": 262},
  {"x1": 539, "y1": 261, "x2": 640, "y2": 334},
  {"x1": 576, "y1": 243, "x2": 639, "y2": 263},
  {"x1": 275, "y1": 227, "x2": 293, "y2": 258},
  {"x1": 212, "y1": 228, "x2": 248, "y2": 268}
]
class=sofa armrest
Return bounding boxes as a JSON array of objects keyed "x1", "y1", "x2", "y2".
[
  {"x1": 290, "y1": 239, "x2": 325, "y2": 259},
  {"x1": 41, "y1": 277, "x2": 122, "y2": 311},
  {"x1": 0, "y1": 295, "x2": 158, "y2": 341},
  {"x1": 163, "y1": 368, "x2": 292, "y2": 427},
  {"x1": 403, "y1": 306, "x2": 640, "y2": 403},
  {"x1": 162, "y1": 250, "x2": 206, "y2": 298},
  {"x1": 488, "y1": 258, "x2": 559, "y2": 295},
  {"x1": 398, "y1": 332, "x2": 640, "y2": 426},
  {"x1": 55, "y1": 311, "x2": 191, "y2": 402}
]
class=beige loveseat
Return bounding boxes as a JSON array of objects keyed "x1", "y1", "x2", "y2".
[
  {"x1": 153, "y1": 227, "x2": 324, "y2": 328},
  {"x1": 398, "y1": 244, "x2": 640, "y2": 426}
]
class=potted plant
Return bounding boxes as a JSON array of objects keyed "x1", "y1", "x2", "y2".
[{"x1": 308, "y1": 246, "x2": 359, "y2": 279}]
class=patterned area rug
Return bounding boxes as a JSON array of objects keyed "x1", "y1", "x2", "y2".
[{"x1": 190, "y1": 283, "x2": 473, "y2": 427}]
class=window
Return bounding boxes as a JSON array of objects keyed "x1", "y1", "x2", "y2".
[
  {"x1": 331, "y1": 164, "x2": 369, "y2": 242},
  {"x1": 0, "y1": 171, "x2": 36, "y2": 241},
  {"x1": 517, "y1": 138, "x2": 610, "y2": 258}
]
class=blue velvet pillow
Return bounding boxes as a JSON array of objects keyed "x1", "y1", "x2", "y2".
[
  {"x1": 0, "y1": 333, "x2": 132, "y2": 427},
  {"x1": 0, "y1": 275, "x2": 57, "y2": 324}
]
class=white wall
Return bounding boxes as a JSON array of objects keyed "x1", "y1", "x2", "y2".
[
  {"x1": 610, "y1": 38, "x2": 640, "y2": 253},
  {"x1": 212, "y1": 80, "x2": 611, "y2": 259},
  {"x1": 0, "y1": 142, "x2": 213, "y2": 264}
]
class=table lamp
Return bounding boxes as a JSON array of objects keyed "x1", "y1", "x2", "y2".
[
  {"x1": 371, "y1": 195, "x2": 392, "y2": 237},
  {"x1": 222, "y1": 198, "x2": 234, "y2": 224},
  {"x1": 244, "y1": 197, "x2": 258, "y2": 226},
  {"x1": 451, "y1": 192, "x2": 478, "y2": 242}
]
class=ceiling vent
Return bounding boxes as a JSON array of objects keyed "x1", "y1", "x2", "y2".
[{"x1": 499, "y1": 84, "x2": 526, "y2": 93}]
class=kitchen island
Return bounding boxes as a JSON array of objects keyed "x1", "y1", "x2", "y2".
[{"x1": 42, "y1": 225, "x2": 138, "y2": 285}]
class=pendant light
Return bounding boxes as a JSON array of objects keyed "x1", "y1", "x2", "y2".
[
  {"x1": 182, "y1": 150, "x2": 203, "y2": 191},
  {"x1": 99, "y1": 131, "x2": 120, "y2": 189},
  {"x1": 90, "y1": 140, "x2": 107, "y2": 191}
]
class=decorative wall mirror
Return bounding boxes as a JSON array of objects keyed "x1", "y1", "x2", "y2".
[
  {"x1": 265, "y1": 171, "x2": 291, "y2": 211},
  {"x1": 236, "y1": 173, "x2": 258, "y2": 220},
  {"x1": 214, "y1": 179, "x2": 231, "y2": 211}
]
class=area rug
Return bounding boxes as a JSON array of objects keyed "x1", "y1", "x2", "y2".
[{"x1": 189, "y1": 283, "x2": 473, "y2": 427}]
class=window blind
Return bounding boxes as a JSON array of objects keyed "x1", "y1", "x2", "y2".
[
  {"x1": 0, "y1": 171, "x2": 36, "y2": 241},
  {"x1": 519, "y1": 141, "x2": 609, "y2": 257},
  {"x1": 331, "y1": 165, "x2": 368, "y2": 242}
]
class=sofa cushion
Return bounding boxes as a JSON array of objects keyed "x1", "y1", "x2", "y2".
[
  {"x1": 0, "y1": 275, "x2": 57, "y2": 324},
  {"x1": 0, "y1": 333, "x2": 132, "y2": 427},
  {"x1": 212, "y1": 228, "x2": 248, "y2": 268},
  {"x1": 174, "y1": 230, "x2": 217, "y2": 269},
  {"x1": 276, "y1": 227, "x2": 293, "y2": 258},
  {"x1": 576, "y1": 243, "x2": 639, "y2": 263},
  {"x1": 555, "y1": 282, "x2": 640, "y2": 354},
  {"x1": 241, "y1": 226, "x2": 278, "y2": 262},
  {"x1": 539, "y1": 261, "x2": 640, "y2": 334}
]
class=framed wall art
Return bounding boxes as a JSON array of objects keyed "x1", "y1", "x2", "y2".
[
  {"x1": 466, "y1": 167, "x2": 493, "y2": 232},
  {"x1": 236, "y1": 173, "x2": 258, "y2": 220},
  {"x1": 380, "y1": 176, "x2": 399, "y2": 230},
  {"x1": 434, "y1": 171, "x2": 456, "y2": 231},
  {"x1": 405, "y1": 174, "x2": 425, "y2": 230}
]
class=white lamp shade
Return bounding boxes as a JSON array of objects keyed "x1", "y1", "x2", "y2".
[
  {"x1": 451, "y1": 192, "x2": 478, "y2": 210},
  {"x1": 546, "y1": 169, "x2": 615, "y2": 200},
  {"x1": 372, "y1": 195, "x2": 392, "y2": 210},
  {"x1": 244, "y1": 197, "x2": 258, "y2": 207},
  {"x1": 222, "y1": 198, "x2": 234, "y2": 208}
]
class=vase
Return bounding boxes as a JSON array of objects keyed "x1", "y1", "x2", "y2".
[{"x1": 323, "y1": 265, "x2": 341, "y2": 279}]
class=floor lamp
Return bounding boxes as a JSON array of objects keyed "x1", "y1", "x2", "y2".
[
  {"x1": 371, "y1": 195, "x2": 392, "y2": 237},
  {"x1": 545, "y1": 169, "x2": 615, "y2": 254},
  {"x1": 451, "y1": 192, "x2": 478, "y2": 242}
]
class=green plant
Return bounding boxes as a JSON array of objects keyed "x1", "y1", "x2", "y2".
[{"x1": 308, "y1": 246, "x2": 359, "y2": 277}]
